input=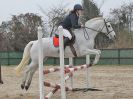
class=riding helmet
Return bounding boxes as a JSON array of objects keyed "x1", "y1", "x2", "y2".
[{"x1": 74, "y1": 4, "x2": 83, "y2": 10}]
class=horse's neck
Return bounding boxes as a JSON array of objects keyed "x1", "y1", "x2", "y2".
[
  {"x1": 84, "y1": 18, "x2": 104, "y2": 39},
  {"x1": 74, "y1": 28, "x2": 97, "y2": 49},
  {"x1": 74, "y1": 28, "x2": 98, "y2": 42},
  {"x1": 74, "y1": 19, "x2": 104, "y2": 48}
]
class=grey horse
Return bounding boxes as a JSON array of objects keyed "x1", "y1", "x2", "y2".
[{"x1": 15, "y1": 17, "x2": 116, "y2": 90}]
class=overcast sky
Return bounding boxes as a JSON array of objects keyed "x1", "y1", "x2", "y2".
[{"x1": 0, "y1": 0, "x2": 132, "y2": 23}]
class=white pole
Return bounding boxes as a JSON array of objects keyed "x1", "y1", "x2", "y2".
[
  {"x1": 69, "y1": 57, "x2": 73, "y2": 89},
  {"x1": 59, "y1": 26, "x2": 66, "y2": 99},
  {"x1": 86, "y1": 55, "x2": 91, "y2": 88},
  {"x1": 38, "y1": 26, "x2": 44, "y2": 99}
]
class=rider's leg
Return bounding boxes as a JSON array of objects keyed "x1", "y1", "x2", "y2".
[
  {"x1": 63, "y1": 29, "x2": 72, "y2": 49},
  {"x1": 64, "y1": 37, "x2": 70, "y2": 49}
]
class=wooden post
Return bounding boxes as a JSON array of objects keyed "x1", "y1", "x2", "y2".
[{"x1": 0, "y1": 62, "x2": 3, "y2": 84}]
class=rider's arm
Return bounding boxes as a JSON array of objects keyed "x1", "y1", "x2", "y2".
[{"x1": 70, "y1": 14, "x2": 81, "y2": 29}]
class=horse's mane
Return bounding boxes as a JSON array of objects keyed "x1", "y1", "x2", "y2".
[{"x1": 85, "y1": 17, "x2": 104, "y2": 24}]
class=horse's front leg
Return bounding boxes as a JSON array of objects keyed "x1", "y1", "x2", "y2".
[
  {"x1": 83, "y1": 49, "x2": 101, "y2": 65},
  {"x1": 92, "y1": 49, "x2": 101, "y2": 65}
]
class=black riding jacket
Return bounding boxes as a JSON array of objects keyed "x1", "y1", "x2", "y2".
[{"x1": 62, "y1": 12, "x2": 81, "y2": 30}]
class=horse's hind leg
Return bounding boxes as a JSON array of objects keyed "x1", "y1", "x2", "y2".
[
  {"x1": 25, "y1": 57, "x2": 48, "y2": 90},
  {"x1": 21, "y1": 61, "x2": 37, "y2": 90},
  {"x1": 25, "y1": 63, "x2": 38, "y2": 90},
  {"x1": 21, "y1": 65, "x2": 30, "y2": 89}
]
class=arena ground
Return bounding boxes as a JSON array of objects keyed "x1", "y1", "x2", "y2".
[{"x1": 0, "y1": 65, "x2": 133, "y2": 99}]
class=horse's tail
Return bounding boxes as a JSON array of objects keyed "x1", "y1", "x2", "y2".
[{"x1": 15, "y1": 41, "x2": 33, "y2": 75}]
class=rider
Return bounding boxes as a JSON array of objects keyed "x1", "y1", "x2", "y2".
[{"x1": 57, "y1": 4, "x2": 84, "y2": 49}]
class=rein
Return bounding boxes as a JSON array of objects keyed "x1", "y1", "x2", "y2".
[{"x1": 83, "y1": 26, "x2": 104, "y2": 40}]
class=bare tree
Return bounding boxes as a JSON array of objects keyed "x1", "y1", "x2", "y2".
[
  {"x1": 0, "y1": 32, "x2": 6, "y2": 51},
  {"x1": 39, "y1": 4, "x2": 68, "y2": 37},
  {"x1": 0, "y1": 13, "x2": 45, "y2": 51},
  {"x1": 0, "y1": 21, "x2": 14, "y2": 51},
  {"x1": 108, "y1": 2, "x2": 133, "y2": 48},
  {"x1": 110, "y1": 3, "x2": 133, "y2": 32},
  {"x1": 127, "y1": 3, "x2": 133, "y2": 33}
]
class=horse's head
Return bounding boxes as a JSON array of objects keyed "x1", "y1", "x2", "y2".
[
  {"x1": 101, "y1": 19, "x2": 116, "y2": 40},
  {"x1": 85, "y1": 17, "x2": 116, "y2": 40}
]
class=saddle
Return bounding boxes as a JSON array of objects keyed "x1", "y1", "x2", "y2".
[{"x1": 53, "y1": 33, "x2": 77, "y2": 57}]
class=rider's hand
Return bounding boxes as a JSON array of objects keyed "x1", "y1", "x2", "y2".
[{"x1": 81, "y1": 24, "x2": 85, "y2": 28}]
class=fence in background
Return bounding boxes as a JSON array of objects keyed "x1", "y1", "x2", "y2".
[{"x1": 0, "y1": 48, "x2": 133, "y2": 66}]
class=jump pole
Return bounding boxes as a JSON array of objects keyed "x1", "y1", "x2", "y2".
[
  {"x1": 38, "y1": 26, "x2": 44, "y2": 99},
  {"x1": 69, "y1": 57, "x2": 73, "y2": 89},
  {"x1": 58, "y1": 26, "x2": 66, "y2": 99}
]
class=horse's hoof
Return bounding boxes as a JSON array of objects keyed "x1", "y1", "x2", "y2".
[
  {"x1": 25, "y1": 86, "x2": 29, "y2": 91},
  {"x1": 21, "y1": 84, "x2": 24, "y2": 89}
]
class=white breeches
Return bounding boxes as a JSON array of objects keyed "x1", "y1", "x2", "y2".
[
  {"x1": 63, "y1": 29, "x2": 72, "y2": 40},
  {"x1": 56, "y1": 28, "x2": 72, "y2": 40}
]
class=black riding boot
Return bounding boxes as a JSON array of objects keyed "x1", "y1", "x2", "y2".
[
  {"x1": 58, "y1": 37, "x2": 70, "y2": 53},
  {"x1": 64, "y1": 37, "x2": 70, "y2": 50}
]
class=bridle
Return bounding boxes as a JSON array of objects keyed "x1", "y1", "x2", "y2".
[
  {"x1": 83, "y1": 19, "x2": 114, "y2": 40},
  {"x1": 103, "y1": 19, "x2": 114, "y2": 35}
]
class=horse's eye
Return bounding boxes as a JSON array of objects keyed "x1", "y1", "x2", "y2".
[{"x1": 108, "y1": 25, "x2": 111, "y2": 28}]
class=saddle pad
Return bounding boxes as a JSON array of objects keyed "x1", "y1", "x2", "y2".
[{"x1": 53, "y1": 36, "x2": 59, "y2": 47}]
